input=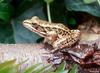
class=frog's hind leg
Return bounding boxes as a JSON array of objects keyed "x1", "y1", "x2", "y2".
[{"x1": 43, "y1": 31, "x2": 58, "y2": 51}]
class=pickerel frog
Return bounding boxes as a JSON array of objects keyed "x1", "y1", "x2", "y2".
[{"x1": 23, "y1": 16, "x2": 80, "y2": 50}]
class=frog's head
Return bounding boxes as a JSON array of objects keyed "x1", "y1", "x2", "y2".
[{"x1": 23, "y1": 16, "x2": 46, "y2": 37}]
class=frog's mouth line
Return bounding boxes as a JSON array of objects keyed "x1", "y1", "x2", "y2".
[{"x1": 23, "y1": 22, "x2": 47, "y2": 37}]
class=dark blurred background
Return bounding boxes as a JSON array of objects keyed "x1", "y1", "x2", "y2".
[{"x1": 0, "y1": 0, "x2": 100, "y2": 43}]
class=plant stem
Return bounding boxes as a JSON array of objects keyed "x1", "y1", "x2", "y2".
[
  {"x1": 98, "y1": 0, "x2": 100, "y2": 5},
  {"x1": 47, "y1": 3, "x2": 52, "y2": 23}
]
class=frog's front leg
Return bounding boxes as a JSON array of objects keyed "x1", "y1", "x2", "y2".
[
  {"x1": 43, "y1": 31, "x2": 59, "y2": 52},
  {"x1": 43, "y1": 31, "x2": 58, "y2": 44},
  {"x1": 52, "y1": 35, "x2": 72, "y2": 49}
]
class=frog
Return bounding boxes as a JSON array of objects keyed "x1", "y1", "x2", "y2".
[{"x1": 23, "y1": 16, "x2": 80, "y2": 51}]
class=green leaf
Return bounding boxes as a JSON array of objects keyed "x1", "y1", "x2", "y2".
[
  {"x1": 24, "y1": 63, "x2": 42, "y2": 73},
  {"x1": 65, "y1": 0, "x2": 100, "y2": 17},
  {"x1": 0, "y1": 59, "x2": 18, "y2": 73},
  {"x1": 83, "y1": 0, "x2": 96, "y2": 4},
  {"x1": 0, "y1": 0, "x2": 4, "y2": 3},
  {"x1": 69, "y1": 64, "x2": 78, "y2": 73},
  {"x1": 34, "y1": 64, "x2": 52, "y2": 73},
  {"x1": 0, "y1": 65, "x2": 18, "y2": 73},
  {"x1": 55, "y1": 61, "x2": 66, "y2": 72},
  {"x1": 0, "y1": 3, "x2": 13, "y2": 23},
  {"x1": 68, "y1": 18, "x2": 76, "y2": 26},
  {"x1": 0, "y1": 59, "x2": 16, "y2": 69}
]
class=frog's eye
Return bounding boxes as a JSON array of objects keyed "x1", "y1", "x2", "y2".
[
  {"x1": 32, "y1": 23, "x2": 37, "y2": 25},
  {"x1": 32, "y1": 23, "x2": 39, "y2": 29}
]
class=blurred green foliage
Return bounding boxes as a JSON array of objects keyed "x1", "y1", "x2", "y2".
[
  {"x1": 0, "y1": 0, "x2": 100, "y2": 43},
  {"x1": 0, "y1": 60, "x2": 78, "y2": 73},
  {"x1": 83, "y1": 0, "x2": 96, "y2": 4}
]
